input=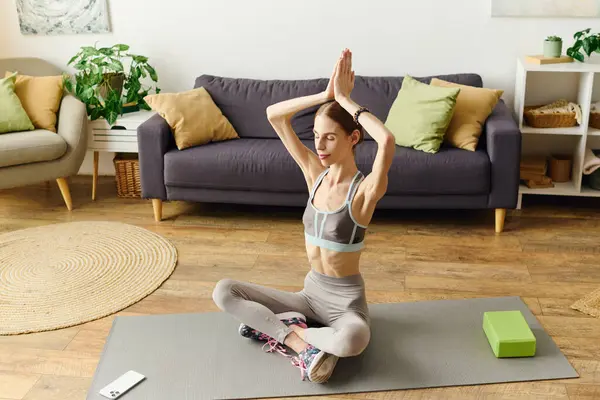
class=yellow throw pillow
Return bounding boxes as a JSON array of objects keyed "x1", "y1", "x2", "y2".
[
  {"x1": 430, "y1": 78, "x2": 503, "y2": 151},
  {"x1": 5, "y1": 72, "x2": 64, "y2": 133},
  {"x1": 144, "y1": 87, "x2": 239, "y2": 150}
]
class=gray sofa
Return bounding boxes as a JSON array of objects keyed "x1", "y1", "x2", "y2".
[{"x1": 137, "y1": 73, "x2": 521, "y2": 233}]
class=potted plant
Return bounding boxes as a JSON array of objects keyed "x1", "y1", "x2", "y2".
[
  {"x1": 566, "y1": 28, "x2": 600, "y2": 62},
  {"x1": 63, "y1": 43, "x2": 160, "y2": 125},
  {"x1": 543, "y1": 36, "x2": 562, "y2": 58}
]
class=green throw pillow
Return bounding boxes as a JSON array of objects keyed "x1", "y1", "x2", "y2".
[
  {"x1": 0, "y1": 72, "x2": 34, "y2": 134},
  {"x1": 385, "y1": 75, "x2": 460, "y2": 154}
]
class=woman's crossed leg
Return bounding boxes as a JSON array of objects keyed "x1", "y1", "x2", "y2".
[{"x1": 212, "y1": 278, "x2": 338, "y2": 383}]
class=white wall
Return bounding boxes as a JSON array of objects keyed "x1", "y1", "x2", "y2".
[{"x1": 1, "y1": 0, "x2": 597, "y2": 175}]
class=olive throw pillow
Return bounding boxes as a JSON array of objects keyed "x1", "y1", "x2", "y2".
[
  {"x1": 0, "y1": 72, "x2": 35, "y2": 134},
  {"x1": 144, "y1": 87, "x2": 239, "y2": 150},
  {"x1": 385, "y1": 75, "x2": 460, "y2": 154},
  {"x1": 430, "y1": 78, "x2": 503, "y2": 151},
  {"x1": 5, "y1": 71, "x2": 64, "y2": 133}
]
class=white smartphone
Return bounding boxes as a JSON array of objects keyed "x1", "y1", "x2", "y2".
[{"x1": 99, "y1": 370, "x2": 146, "y2": 399}]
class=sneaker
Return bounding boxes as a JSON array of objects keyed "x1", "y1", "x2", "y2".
[
  {"x1": 238, "y1": 311, "x2": 308, "y2": 342},
  {"x1": 291, "y1": 344, "x2": 339, "y2": 383}
]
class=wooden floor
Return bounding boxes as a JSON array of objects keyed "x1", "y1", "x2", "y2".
[{"x1": 1, "y1": 176, "x2": 600, "y2": 400}]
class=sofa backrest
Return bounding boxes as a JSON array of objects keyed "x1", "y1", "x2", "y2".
[{"x1": 194, "y1": 73, "x2": 482, "y2": 141}]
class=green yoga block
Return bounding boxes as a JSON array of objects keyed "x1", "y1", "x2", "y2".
[{"x1": 483, "y1": 310, "x2": 536, "y2": 358}]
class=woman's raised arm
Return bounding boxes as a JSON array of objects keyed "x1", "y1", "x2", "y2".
[
  {"x1": 335, "y1": 49, "x2": 396, "y2": 205},
  {"x1": 266, "y1": 60, "x2": 339, "y2": 186}
]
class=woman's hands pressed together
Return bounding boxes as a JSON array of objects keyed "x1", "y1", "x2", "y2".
[{"x1": 333, "y1": 48, "x2": 355, "y2": 104}]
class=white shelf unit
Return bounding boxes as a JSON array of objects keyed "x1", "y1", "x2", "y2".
[{"x1": 514, "y1": 56, "x2": 600, "y2": 208}]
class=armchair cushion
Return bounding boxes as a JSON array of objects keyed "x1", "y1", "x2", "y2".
[
  {"x1": 0, "y1": 129, "x2": 67, "y2": 168},
  {"x1": 6, "y1": 71, "x2": 64, "y2": 132},
  {"x1": 0, "y1": 72, "x2": 34, "y2": 134}
]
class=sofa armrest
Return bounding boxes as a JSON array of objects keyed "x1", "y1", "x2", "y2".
[
  {"x1": 137, "y1": 113, "x2": 173, "y2": 200},
  {"x1": 484, "y1": 100, "x2": 522, "y2": 209},
  {"x1": 56, "y1": 94, "x2": 89, "y2": 176}
]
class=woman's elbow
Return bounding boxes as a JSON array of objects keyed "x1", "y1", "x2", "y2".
[
  {"x1": 266, "y1": 107, "x2": 283, "y2": 124},
  {"x1": 266, "y1": 106, "x2": 276, "y2": 121},
  {"x1": 381, "y1": 133, "x2": 395, "y2": 149}
]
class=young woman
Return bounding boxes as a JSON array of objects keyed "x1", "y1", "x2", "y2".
[{"x1": 212, "y1": 48, "x2": 395, "y2": 383}]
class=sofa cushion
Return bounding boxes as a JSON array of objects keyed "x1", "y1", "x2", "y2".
[
  {"x1": 164, "y1": 138, "x2": 490, "y2": 196},
  {"x1": 384, "y1": 75, "x2": 460, "y2": 154},
  {"x1": 164, "y1": 138, "x2": 311, "y2": 193},
  {"x1": 0, "y1": 129, "x2": 67, "y2": 168},
  {"x1": 351, "y1": 74, "x2": 482, "y2": 132},
  {"x1": 430, "y1": 78, "x2": 503, "y2": 151},
  {"x1": 194, "y1": 73, "x2": 483, "y2": 141},
  {"x1": 355, "y1": 141, "x2": 490, "y2": 195},
  {"x1": 144, "y1": 87, "x2": 239, "y2": 150}
]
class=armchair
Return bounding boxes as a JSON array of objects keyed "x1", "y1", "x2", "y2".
[{"x1": 0, "y1": 58, "x2": 88, "y2": 210}]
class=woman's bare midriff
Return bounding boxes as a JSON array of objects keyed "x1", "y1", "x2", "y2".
[{"x1": 305, "y1": 243, "x2": 361, "y2": 277}]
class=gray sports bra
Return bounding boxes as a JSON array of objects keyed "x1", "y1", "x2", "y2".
[{"x1": 302, "y1": 168, "x2": 368, "y2": 253}]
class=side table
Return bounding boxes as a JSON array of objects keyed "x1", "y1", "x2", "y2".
[{"x1": 88, "y1": 110, "x2": 156, "y2": 200}]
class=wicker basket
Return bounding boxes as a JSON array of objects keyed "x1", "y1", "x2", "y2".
[
  {"x1": 113, "y1": 153, "x2": 141, "y2": 198},
  {"x1": 590, "y1": 112, "x2": 600, "y2": 130},
  {"x1": 524, "y1": 105, "x2": 578, "y2": 128}
]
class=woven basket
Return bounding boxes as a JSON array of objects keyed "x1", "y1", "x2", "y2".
[
  {"x1": 590, "y1": 112, "x2": 600, "y2": 130},
  {"x1": 113, "y1": 153, "x2": 141, "y2": 198},
  {"x1": 524, "y1": 105, "x2": 577, "y2": 128}
]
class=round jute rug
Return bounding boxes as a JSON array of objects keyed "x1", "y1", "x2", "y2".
[{"x1": 0, "y1": 221, "x2": 177, "y2": 335}]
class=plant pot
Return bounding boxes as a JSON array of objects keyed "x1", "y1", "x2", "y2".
[
  {"x1": 99, "y1": 72, "x2": 125, "y2": 100},
  {"x1": 122, "y1": 102, "x2": 140, "y2": 114},
  {"x1": 549, "y1": 154, "x2": 572, "y2": 182},
  {"x1": 543, "y1": 40, "x2": 562, "y2": 58}
]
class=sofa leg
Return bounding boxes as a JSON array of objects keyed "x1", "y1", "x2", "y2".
[
  {"x1": 56, "y1": 178, "x2": 73, "y2": 211},
  {"x1": 495, "y1": 208, "x2": 506, "y2": 233},
  {"x1": 152, "y1": 199, "x2": 162, "y2": 221}
]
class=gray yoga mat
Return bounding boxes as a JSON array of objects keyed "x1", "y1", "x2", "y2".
[{"x1": 87, "y1": 296, "x2": 578, "y2": 400}]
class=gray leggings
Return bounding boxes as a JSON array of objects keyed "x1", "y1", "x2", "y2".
[{"x1": 212, "y1": 269, "x2": 370, "y2": 358}]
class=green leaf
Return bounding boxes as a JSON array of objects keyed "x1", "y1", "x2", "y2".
[
  {"x1": 583, "y1": 38, "x2": 594, "y2": 56},
  {"x1": 590, "y1": 36, "x2": 600, "y2": 53},
  {"x1": 67, "y1": 54, "x2": 79, "y2": 65},
  {"x1": 144, "y1": 65, "x2": 158, "y2": 81},
  {"x1": 83, "y1": 86, "x2": 95, "y2": 99},
  {"x1": 98, "y1": 47, "x2": 115, "y2": 56},
  {"x1": 109, "y1": 60, "x2": 124, "y2": 72},
  {"x1": 130, "y1": 67, "x2": 141, "y2": 80},
  {"x1": 82, "y1": 46, "x2": 100, "y2": 57},
  {"x1": 90, "y1": 107, "x2": 103, "y2": 120},
  {"x1": 106, "y1": 110, "x2": 119, "y2": 125},
  {"x1": 138, "y1": 101, "x2": 151, "y2": 111},
  {"x1": 126, "y1": 89, "x2": 137, "y2": 103},
  {"x1": 131, "y1": 55, "x2": 148, "y2": 63},
  {"x1": 113, "y1": 44, "x2": 129, "y2": 51},
  {"x1": 73, "y1": 61, "x2": 88, "y2": 71},
  {"x1": 64, "y1": 80, "x2": 73, "y2": 94},
  {"x1": 568, "y1": 47, "x2": 585, "y2": 62}
]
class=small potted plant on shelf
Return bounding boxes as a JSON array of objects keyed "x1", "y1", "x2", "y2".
[
  {"x1": 63, "y1": 43, "x2": 160, "y2": 125},
  {"x1": 543, "y1": 36, "x2": 563, "y2": 58},
  {"x1": 566, "y1": 28, "x2": 600, "y2": 62}
]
